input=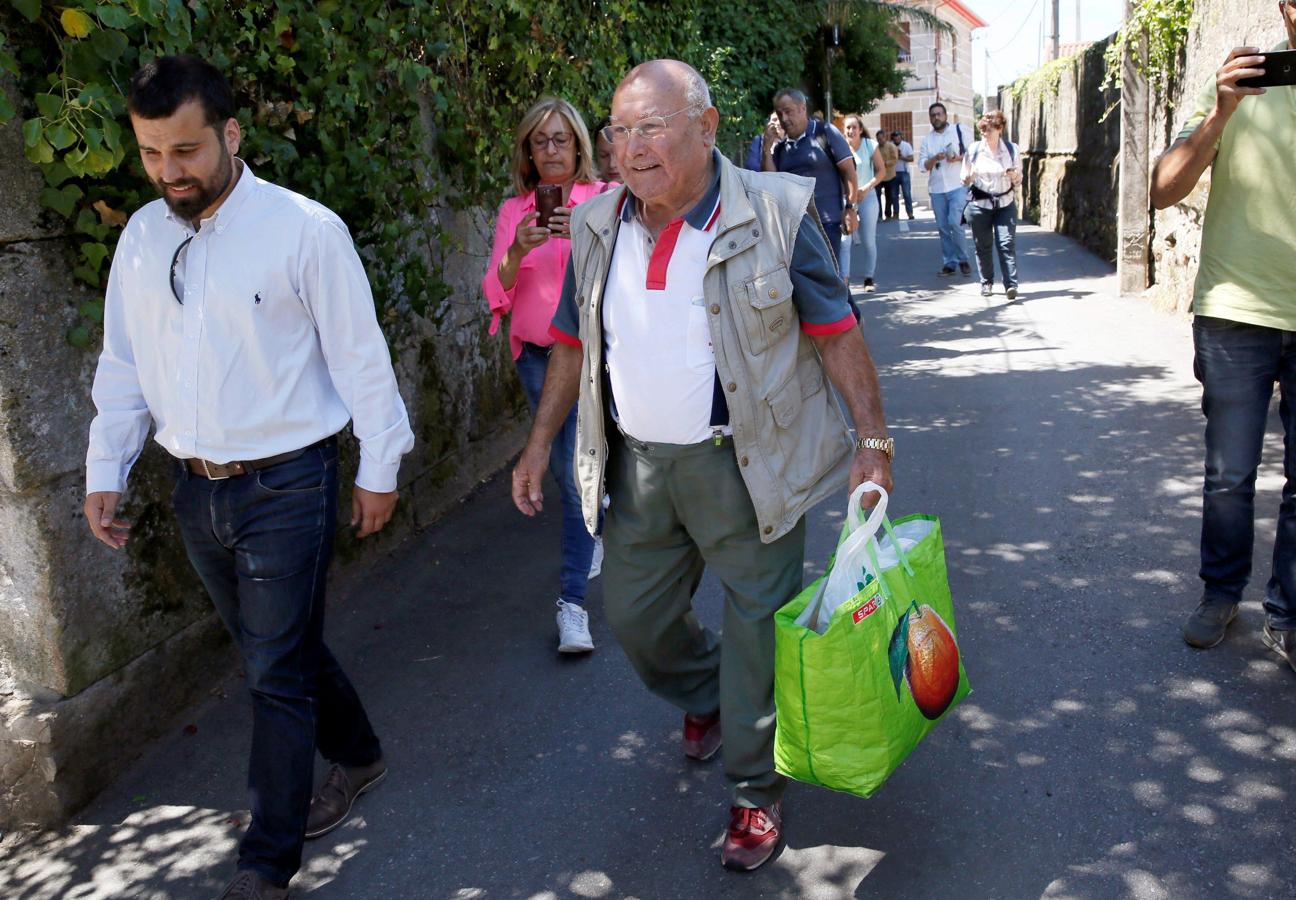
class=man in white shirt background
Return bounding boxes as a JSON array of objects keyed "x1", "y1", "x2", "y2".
[
  {"x1": 83, "y1": 56, "x2": 414, "y2": 900},
  {"x1": 918, "y1": 102, "x2": 972, "y2": 277},
  {"x1": 892, "y1": 130, "x2": 915, "y2": 220}
]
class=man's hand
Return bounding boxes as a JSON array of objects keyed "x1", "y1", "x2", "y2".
[
  {"x1": 352, "y1": 486, "x2": 398, "y2": 538},
  {"x1": 843, "y1": 206, "x2": 859, "y2": 235},
  {"x1": 849, "y1": 450, "x2": 893, "y2": 512},
  {"x1": 1215, "y1": 46, "x2": 1266, "y2": 116},
  {"x1": 85, "y1": 491, "x2": 131, "y2": 549},
  {"x1": 512, "y1": 441, "x2": 550, "y2": 516}
]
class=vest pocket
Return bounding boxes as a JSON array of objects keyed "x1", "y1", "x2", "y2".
[
  {"x1": 767, "y1": 367, "x2": 804, "y2": 429},
  {"x1": 737, "y1": 265, "x2": 795, "y2": 356}
]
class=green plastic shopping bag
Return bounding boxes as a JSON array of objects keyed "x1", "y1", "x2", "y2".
[{"x1": 774, "y1": 482, "x2": 970, "y2": 798}]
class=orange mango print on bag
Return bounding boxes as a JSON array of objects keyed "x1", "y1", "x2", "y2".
[{"x1": 887, "y1": 601, "x2": 961, "y2": 720}]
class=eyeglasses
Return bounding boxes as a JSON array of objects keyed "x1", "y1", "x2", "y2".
[
  {"x1": 529, "y1": 132, "x2": 574, "y2": 152},
  {"x1": 601, "y1": 106, "x2": 695, "y2": 144},
  {"x1": 169, "y1": 235, "x2": 192, "y2": 305}
]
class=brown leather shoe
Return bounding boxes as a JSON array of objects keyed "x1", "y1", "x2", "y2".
[
  {"x1": 304, "y1": 758, "x2": 387, "y2": 840},
  {"x1": 682, "y1": 711, "x2": 722, "y2": 761},
  {"x1": 721, "y1": 802, "x2": 783, "y2": 871},
  {"x1": 216, "y1": 870, "x2": 289, "y2": 899}
]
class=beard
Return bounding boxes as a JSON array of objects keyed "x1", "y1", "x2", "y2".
[{"x1": 153, "y1": 141, "x2": 234, "y2": 222}]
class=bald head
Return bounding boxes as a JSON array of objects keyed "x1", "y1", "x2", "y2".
[{"x1": 615, "y1": 59, "x2": 712, "y2": 114}]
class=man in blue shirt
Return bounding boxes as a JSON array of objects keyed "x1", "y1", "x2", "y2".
[{"x1": 762, "y1": 89, "x2": 858, "y2": 282}]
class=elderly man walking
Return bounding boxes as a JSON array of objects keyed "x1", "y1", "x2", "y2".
[
  {"x1": 1152, "y1": 1, "x2": 1296, "y2": 673},
  {"x1": 512, "y1": 59, "x2": 893, "y2": 870}
]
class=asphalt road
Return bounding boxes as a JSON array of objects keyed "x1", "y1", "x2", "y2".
[{"x1": 4, "y1": 212, "x2": 1294, "y2": 900}]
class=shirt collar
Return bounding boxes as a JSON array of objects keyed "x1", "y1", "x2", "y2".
[
  {"x1": 619, "y1": 150, "x2": 723, "y2": 231},
  {"x1": 165, "y1": 158, "x2": 256, "y2": 233}
]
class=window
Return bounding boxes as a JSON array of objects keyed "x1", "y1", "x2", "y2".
[
  {"x1": 880, "y1": 113, "x2": 914, "y2": 148},
  {"x1": 895, "y1": 22, "x2": 911, "y2": 62}
]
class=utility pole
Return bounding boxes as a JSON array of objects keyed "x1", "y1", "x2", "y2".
[
  {"x1": 1075, "y1": 0, "x2": 1081, "y2": 43},
  {"x1": 1049, "y1": 0, "x2": 1061, "y2": 60},
  {"x1": 1117, "y1": 0, "x2": 1150, "y2": 293}
]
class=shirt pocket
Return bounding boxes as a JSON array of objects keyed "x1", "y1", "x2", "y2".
[{"x1": 734, "y1": 265, "x2": 795, "y2": 357}]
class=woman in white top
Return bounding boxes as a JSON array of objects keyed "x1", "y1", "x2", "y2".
[
  {"x1": 961, "y1": 110, "x2": 1023, "y2": 299},
  {"x1": 842, "y1": 114, "x2": 886, "y2": 293}
]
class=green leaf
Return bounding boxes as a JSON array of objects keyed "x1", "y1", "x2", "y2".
[
  {"x1": 81, "y1": 242, "x2": 109, "y2": 271},
  {"x1": 44, "y1": 161, "x2": 75, "y2": 187},
  {"x1": 46, "y1": 122, "x2": 77, "y2": 150},
  {"x1": 68, "y1": 325, "x2": 92, "y2": 348},
  {"x1": 90, "y1": 27, "x2": 130, "y2": 62},
  {"x1": 25, "y1": 137, "x2": 54, "y2": 165},
  {"x1": 34, "y1": 93, "x2": 62, "y2": 118},
  {"x1": 887, "y1": 612, "x2": 911, "y2": 701},
  {"x1": 39, "y1": 184, "x2": 83, "y2": 218},
  {"x1": 96, "y1": 5, "x2": 136, "y2": 29},
  {"x1": 0, "y1": 47, "x2": 19, "y2": 78},
  {"x1": 79, "y1": 299, "x2": 105, "y2": 323},
  {"x1": 21, "y1": 117, "x2": 42, "y2": 148},
  {"x1": 10, "y1": 0, "x2": 41, "y2": 24},
  {"x1": 0, "y1": 91, "x2": 13, "y2": 125}
]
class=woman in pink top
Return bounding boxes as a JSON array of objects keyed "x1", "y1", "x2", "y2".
[{"x1": 482, "y1": 97, "x2": 612, "y2": 655}]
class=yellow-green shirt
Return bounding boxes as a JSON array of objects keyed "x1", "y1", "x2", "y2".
[{"x1": 1180, "y1": 42, "x2": 1296, "y2": 330}]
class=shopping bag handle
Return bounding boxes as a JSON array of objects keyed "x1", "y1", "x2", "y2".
[{"x1": 848, "y1": 481, "x2": 915, "y2": 578}]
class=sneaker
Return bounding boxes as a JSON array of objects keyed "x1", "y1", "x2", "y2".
[
  {"x1": 938, "y1": 265, "x2": 956, "y2": 277},
  {"x1": 682, "y1": 710, "x2": 722, "y2": 761},
  {"x1": 980, "y1": 282, "x2": 993, "y2": 297},
  {"x1": 588, "y1": 536, "x2": 604, "y2": 580},
  {"x1": 216, "y1": 870, "x2": 289, "y2": 899},
  {"x1": 721, "y1": 802, "x2": 783, "y2": 871},
  {"x1": 863, "y1": 278, "x2": 876, "y2": 293},
  {"x1": 556, "y1": 600, "x2": 594, "y2": 653},
  {"x1": 305, "y1": 758, "x2": 387, "y2": 839},
  {"x1": 1005, "y1": 286, "x2": 1018, "y2": 300},
  {"x1": 959, "y1": 261, "x2": 972, "y2": 276},
  {"x1": 1182, "y1": 597, "x2": 1239, "y2": 649},
  {"x1": 1261, "y1": 624, "x2": 1296, "y2": 674}
]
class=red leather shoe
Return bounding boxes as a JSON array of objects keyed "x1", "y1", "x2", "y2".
[
  {"x1": 721, "y1": 802, "x2": 783, "y2": 871},
  {"x1": 682, "y1": 711, "x2": 722, "y2": 761}
]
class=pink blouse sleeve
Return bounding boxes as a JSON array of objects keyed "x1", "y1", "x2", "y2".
[{"x1": 481, "y1": 198, "x2": 520, "y2": 336}]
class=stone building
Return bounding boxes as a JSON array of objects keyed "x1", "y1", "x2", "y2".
[{"x1": 865, "y1": 0, "x2": 987, "y2": 203}]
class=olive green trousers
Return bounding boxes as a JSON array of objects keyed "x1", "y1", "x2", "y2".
[{"x1": 602, "y1": 431, "x2": 806, "y2": 808}]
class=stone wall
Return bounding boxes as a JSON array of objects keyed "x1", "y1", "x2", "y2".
[
  {"x1": 1000, "y1": 39, "x2": 1121, "y2": 263},
  {"x1": 998, "y1": 0, "x2": 1287, "y2": 305},
  {"x1": 0, "y1": 75, "x2": 526, "y2": 828}
]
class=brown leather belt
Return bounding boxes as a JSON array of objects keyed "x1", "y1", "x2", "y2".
[{"x1": 185, "y1": 437, "x2": 332, "y2": 480}]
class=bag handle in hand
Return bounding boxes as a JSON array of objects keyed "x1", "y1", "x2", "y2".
[{"x1": 847, "y1": 481, "x2": 915, "y2": 577}]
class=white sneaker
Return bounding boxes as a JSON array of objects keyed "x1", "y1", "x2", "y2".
[
  {"x1": 588, "y1": 536, "x2": 604, "y2": 580},
  {"x1": 556, "y1": 600, "x2": 594, "y2": 653}
]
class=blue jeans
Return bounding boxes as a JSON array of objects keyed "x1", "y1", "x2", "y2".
[
  {"x1": 896, "y1": 171, "x2": 913, "y2": 217},
  {"x1": 930, "y1": 187, "x2": 970, "y2": 268},
  {"x1": 516, "y1": 344, "x2": 594, "y2": 605},
  {"x1": 849, "y1": 189, "x2": 879, "y2": 280},
  {"x1": 171, "y1": 439, "x2": 381, "y2": 887},
  {"x1": 965, "y1": 201, "x2": 1019, "y2": 289},
  {"x1": 1193, "y1": 316, "x2": 1296, "y2": 630}
]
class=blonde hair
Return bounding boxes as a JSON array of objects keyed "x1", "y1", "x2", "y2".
[{"x1": 510, "y1": 97, "x2": 596, "y2": 197}]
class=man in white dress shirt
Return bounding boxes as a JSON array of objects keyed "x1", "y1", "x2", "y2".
[
  {"x1": 83, "y1": 56, "x2": 414, "y2": 900},
  {"x1": 918, "y1": 102, "x2": 972, "y2": 277}
]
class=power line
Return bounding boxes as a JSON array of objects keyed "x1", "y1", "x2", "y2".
[{"x1": 989, "y1": 0, "x2": 1044, "y2": 55}]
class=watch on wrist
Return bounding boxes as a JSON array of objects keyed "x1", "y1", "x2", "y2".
[{"x1": 855, "y1": 436, "x2": 894, "y2": 460}]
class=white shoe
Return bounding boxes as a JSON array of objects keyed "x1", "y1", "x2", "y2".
[
  {"x1": 588, "y1": 537, "x2": 604, "y2": 580},
  {"x1": 556, "y1": 600, "x2": 594, "y2": 653}
]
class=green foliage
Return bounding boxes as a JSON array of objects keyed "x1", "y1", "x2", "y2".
[
  {"x1": 817, "y1": 5, "x2": 910, "y2": 115},
  {"x1": 1008, "y1": 53, "x2": 1076, "y2": 100},
  {"x1": 1102, "y1": 0, "x2": 1195, "y2": 97},
  {"x1": 1, "y1": 0, "x2": 914, "y2": 347}
]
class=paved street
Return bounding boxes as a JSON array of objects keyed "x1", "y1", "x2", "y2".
[{"x1": 3, "y1": 211, "x2": 1294, "y2": 899}]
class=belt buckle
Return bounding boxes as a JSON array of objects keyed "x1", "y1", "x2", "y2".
[{"x1": 201, "y1": 459, "x2": 232, "y2": 481}]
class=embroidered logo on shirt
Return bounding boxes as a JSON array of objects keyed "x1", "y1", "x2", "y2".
[{"x1": 254, "y1": 292, "x2": 263, "y2": 305}]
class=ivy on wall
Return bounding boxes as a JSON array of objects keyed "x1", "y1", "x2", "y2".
[
  {"x1": 0, "y1": 0, "x2": 910, "y2": 348},
  {"x1": 1102, "y1": 0, "x2": 1195, "y2": 98}
]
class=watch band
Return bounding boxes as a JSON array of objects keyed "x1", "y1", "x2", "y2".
[{"x1": 855, "y1": 436, "x2": 894, "y2": 460}]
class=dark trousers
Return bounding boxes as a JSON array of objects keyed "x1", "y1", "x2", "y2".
[
  {"x1": 883, "y1": 177, "x2": 899, "y2": 219},
  {"x1": 1193, "y1": 316, "x2": 1296, "y2": 630},
  {"x1": 965, "y1": 201, "x2": 1019, "y2": 289},
  {"x1": 172, "y1": 440, "x2": 382, "y2": 886}
]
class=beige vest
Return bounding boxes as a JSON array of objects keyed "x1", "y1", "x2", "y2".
[{"x1": 568, "y1": 154, "x2": 854, "y2": 543}]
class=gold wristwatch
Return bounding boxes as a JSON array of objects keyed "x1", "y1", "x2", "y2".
[{"x1": 855, "y1": 436, "x2": 894, "y2": 460}]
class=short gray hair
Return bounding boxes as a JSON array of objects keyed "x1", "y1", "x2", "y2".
[
  {"x1": 773, "y1": 88, "x2": 807, "y2": 108},
  {"x1": 684, "y1": 67, "x2": 712, "y2": 115}
]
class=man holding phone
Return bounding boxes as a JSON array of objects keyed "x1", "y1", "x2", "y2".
[
  {"x1": 919, "y1": 102, "x2": 972, "y2": 277},
  {"x1": 1151, "y1": 0, "x2": 1296, "y2": 673}
]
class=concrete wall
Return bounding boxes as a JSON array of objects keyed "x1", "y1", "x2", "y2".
[
  {"x1": 998, "y1": 0, "x2": 1287, "y2": 302},
  {"x1": 0, "y1": 75, "x2": 526, "y2": 828}
]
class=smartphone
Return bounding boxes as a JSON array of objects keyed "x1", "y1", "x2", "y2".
[
  {"x1": 535, "y1": 184, "x2": 562, "y2": 230},
  {"x1": 1238, "y1": 49, "x2": 1296, "y2": 88}
]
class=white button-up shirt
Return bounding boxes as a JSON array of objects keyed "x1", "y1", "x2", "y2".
[
  {"x1": 919, "y1": 124, "x2": 971, "y2": 195},
  {"x1": 86, "y1": 162, "x2": 413, "y2": 494}
]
